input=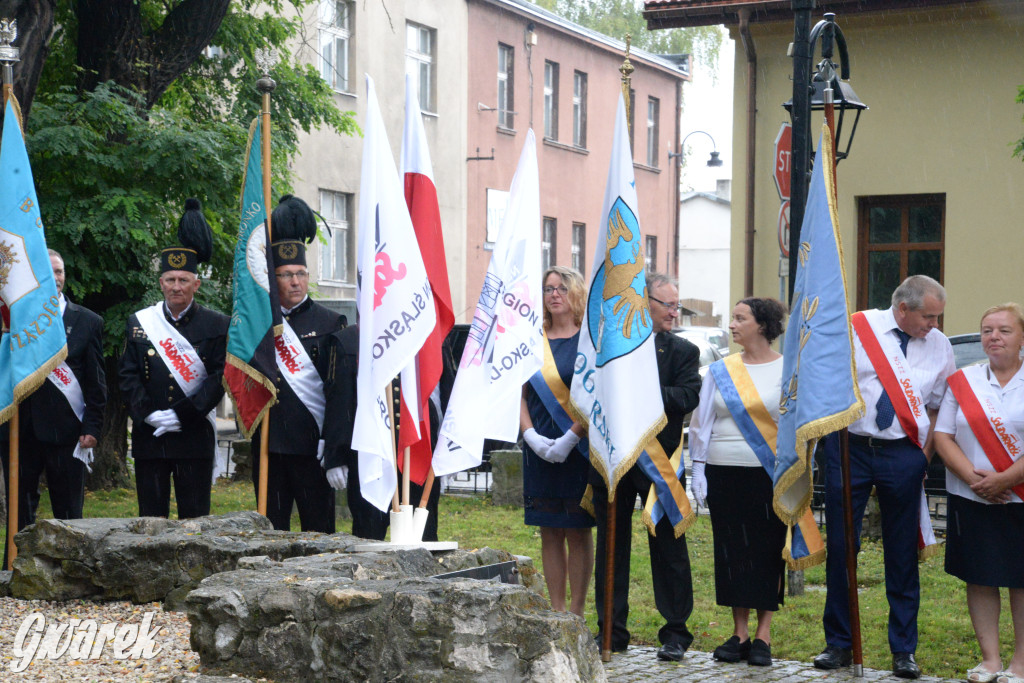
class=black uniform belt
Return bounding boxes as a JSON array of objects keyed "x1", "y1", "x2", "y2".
[{"x1": 848, "y1": 433, "x2": 913, "y2": 449}]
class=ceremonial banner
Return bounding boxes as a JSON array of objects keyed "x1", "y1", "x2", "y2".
[
  {"x1": 773, "y1": 124, "x2": 864, "y2": 547},
  {"x1": 353, "y1": 75, "x2": 437, "y2": 511},
  {"x1": 223, "y1": 118, "x2": 280, "y2": 437},
  {"x1": 433, "y1": 130, "x2": 543, "y2": 476},
  {"x1": 0, "y1": 96, "x2": 67, "y2": 425},
  {"x1": 568, "y1": 93, "x2": 665, "y2": 495},
  {"x1": 397, "y1": 72, "x2": 455, "y2": 484}
]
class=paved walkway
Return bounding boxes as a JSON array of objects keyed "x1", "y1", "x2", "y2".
[{"x1": 604, "y1": 647, "x2": 960, "y2": 682}]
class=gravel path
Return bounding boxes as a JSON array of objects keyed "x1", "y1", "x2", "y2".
[{"x1": 0, "y1": 597, "x2": 203, "y2": 681}]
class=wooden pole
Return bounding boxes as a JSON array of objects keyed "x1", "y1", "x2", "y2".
[
  {"x1": 3, "y1": 25, "x2": 21, "y2": 571},
  {"x1": 387, "y1": 382, "x2": 400, "y2": 513},
  {"x1": 254, "y1": 49, "x2": 277, "y2": 519},
  {"x1": 601, "y1": 482, "x2": 617, "y2": 662},
  {"x1": 6, "y1": 406, "x2": 18, "y2": 570},
  {"x1": 840, "y1": 428, "x2": 863, "y2": 673},
  {"x1": 418, "y1": 467, "x2": 435, "y2": 508}
]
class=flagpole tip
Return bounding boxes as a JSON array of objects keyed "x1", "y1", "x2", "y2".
[{"x1": 255, "y1": 47, "x2": 279, "y2": 95}]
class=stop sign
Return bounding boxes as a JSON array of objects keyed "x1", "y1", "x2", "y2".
[{"x1": 774, "y1": 123, "x2": 792, "y2": 201}]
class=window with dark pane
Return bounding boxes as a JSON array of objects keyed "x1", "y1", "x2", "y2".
[{"x1": 857, "y1": 194, "x2": 945, "y2": 317}]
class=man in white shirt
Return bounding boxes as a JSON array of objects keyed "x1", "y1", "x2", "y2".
[{"x1": 814, "y1": 275, "x2": 955, "y2": 679}]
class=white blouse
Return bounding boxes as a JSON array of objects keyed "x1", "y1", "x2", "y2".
[
  {"x1": 689, "y1": 357, "x2": 784, "y2": 467},
  {"x1": 935, "y1": 362, "x2": 1024, "y2": 504}
]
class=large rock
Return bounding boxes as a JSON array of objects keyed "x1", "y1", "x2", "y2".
[
  {"x1": 9, "y1": 511, "x2": 369, "y2": 607},
  {"x1": 187, "y1": 556, "x2": 603, "y2": 682},
  {"x1": 489, "y1": 449, "x2": 524, "y2": 507}
]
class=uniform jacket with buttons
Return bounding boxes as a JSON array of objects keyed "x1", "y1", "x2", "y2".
[
  {"x1": 118, "y1": 302, "x2": 229, "y2": 460},
  {"x1": 2, "y1": 298, "x2": 107, "y2": 447},
  {"x1": 252, "y1": 297, "x2": 342, "y2": 457}
]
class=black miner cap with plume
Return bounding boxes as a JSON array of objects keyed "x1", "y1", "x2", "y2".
[
  {"x1": 161, "y1": 198, "x2": 213, "y2": 273},
  {"x1": 270, "y1": 194, "x2": 318, "y2": 267}
]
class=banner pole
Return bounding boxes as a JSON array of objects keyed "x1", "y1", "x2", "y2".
[
  {"x1": 418, "y1": 466, "x2": 435, "y2": 508},
  {"x1": 254, "y1": 48, "x2": 278, "y2": 519},
  {"x1": 3, "y1": 21, "x2": 22, "y2": 570},
  {"x1": 388, "y1": 381, "x2": 400, "y2": 513},
  {"x1": 601, "y1": 482, "x2": 618, "y2": 662},
  {"x1": 402, "y1": 447, "x2": 411, "y2": 507}
]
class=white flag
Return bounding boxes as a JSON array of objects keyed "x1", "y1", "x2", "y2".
[
  {"x1": 353, "y1": 75, "x2": 438, "y2": 511},
  {"x1": 568, "y1": 94, "x2": 665, "y2": 493},
  {"x1": 432, "y1": 130, "x2": 544, "y2": 476}
]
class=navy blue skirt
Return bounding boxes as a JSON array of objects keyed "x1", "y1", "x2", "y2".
[{"x1": 945, "y1": 494, "x2": 1024, "y2": 588}]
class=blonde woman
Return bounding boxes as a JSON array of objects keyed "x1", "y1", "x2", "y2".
[
  {"x1": 934, "y1": 304, "x2": 1024, "y2": 683},
  {"x1": 520, "y1": 266, "x2": 592, "y2": 617}
]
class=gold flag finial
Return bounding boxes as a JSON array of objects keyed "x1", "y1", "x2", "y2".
[{"x1": 620, "y1": 35, "x2": 634, "y2": 135}]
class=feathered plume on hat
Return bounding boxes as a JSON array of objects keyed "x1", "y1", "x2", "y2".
[
  {"x1": 270, "y1": 194, "x2": 318, "y2": 267},
  {"x1": 161, "y1": 198, "x2": 213, "y2": 274}
]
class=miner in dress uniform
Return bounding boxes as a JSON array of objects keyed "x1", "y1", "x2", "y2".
[
  {"x1": 118, "y1": 199, "x2": 229, "y2": 519},
  {"x1": 251, "y1": 195, "x2": 344, "y2": 532}
]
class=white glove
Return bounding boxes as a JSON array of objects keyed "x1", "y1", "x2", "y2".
[
  {"x1": 690, "y1": 460, "x2": 707, "y2": 507},
  {"x1": 317, "y1": 439, "x2": 325, "y2": 465},
  {"x1": 545, "y1": 430, "x2": 581, "y2": 464},
  {"x1": 326, "y1": 466, "x2": 348, "y2": 491},
  {"x1": 523, "y1": 428, "x2": 555, "y2": 460},
  {"x1": 146, "y1": 409, "x2": 181, "y2": 437}
]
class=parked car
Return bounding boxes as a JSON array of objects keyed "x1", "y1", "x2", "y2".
[
  {"x1": 948, "y1": 332, "x2": 987, "y2": 369},
  {"x1": 675, "y1": 326, "x2": 730, "y2": 356},
  {"x1": 674, "y1": 333, "x2": 722, "y2": 440}
]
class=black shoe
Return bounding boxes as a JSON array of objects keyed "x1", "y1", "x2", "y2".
[
  {"x1": 748, "y1": 639, "x2": 772, "y2": 666},
  {"x1": 594, "y1": 635, "x2": 627, "y2": 653},
  {"x1": 713, "y1": 635, "x2": 751, "y2": 663},
  {"x1": 656, "y1": 642, "x2": 687, "y2": 662},
  {"x1": 893, "y1": 653, "x2": 921, "y2": 679},
  {"x1": 814, "y1": 645, "x2": 853, "y2": 670}
]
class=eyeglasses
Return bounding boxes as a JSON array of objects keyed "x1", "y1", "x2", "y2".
[
  {"x1": 275, "y1": 271, "x2": 309, "y2": 281},
  {"x1": 543, "y1": 285, "x2": 569, "y2": 296},
  {"x1": 649, "y1": 295, "x2": 682, "y2": 312}
]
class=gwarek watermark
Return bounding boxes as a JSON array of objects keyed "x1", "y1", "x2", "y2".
[{"x1": 7, "y1": 611, "x2": 164, "y2": 673}]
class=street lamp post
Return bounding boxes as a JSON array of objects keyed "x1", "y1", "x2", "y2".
[
  {"x1": 784, "y1": 10, "x2": 867, "y2": 303},
  {"x1": 669, "y1": 130, "x2": 723, "y2": 283}
]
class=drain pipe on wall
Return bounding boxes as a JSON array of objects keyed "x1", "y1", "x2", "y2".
[{"x1": 739, "y1": 8, "x2": 757, "y2": 297}]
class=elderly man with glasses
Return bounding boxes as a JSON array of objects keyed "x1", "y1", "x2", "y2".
[{"x1": 251, "y1": 195, "x2": 345, "y2": 533}]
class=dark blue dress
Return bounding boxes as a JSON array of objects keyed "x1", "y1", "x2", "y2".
[{"x1": 523, "y1": 331, "x2": 595, "y2": 528}]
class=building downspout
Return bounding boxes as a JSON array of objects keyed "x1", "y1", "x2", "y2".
[
  {"x1": 672, "y1": 78, "x2": 682, "y2": 281},
  {"x1": 739, "y1": 9, "x2": 757, "y2": 297}
]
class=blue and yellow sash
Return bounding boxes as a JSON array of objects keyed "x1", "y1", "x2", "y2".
[
  {"x1": 709, "y1": 355, "x2": 825, "y2": 570},
  {"x1": 528, "y1": 335, "x2": 588, "y2": 459},
  {"x1": 639, "y1": 436, "x2": 694, "y2": 538}
]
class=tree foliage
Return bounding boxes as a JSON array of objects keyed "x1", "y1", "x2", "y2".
[
  {"x1": 532, "y1": 0, "x2": 723, "y2": 68},
  {"x1": 1015, "y1": 85, "x2": 1024, "y2": 161},
  {"x1": 17, "y1": 0, "x2": 357, "y2": 488}
]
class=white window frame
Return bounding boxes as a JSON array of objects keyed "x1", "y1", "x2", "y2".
[
  {"x1": 542, "y1": 217, "x2": 557, "y2": 273},
  {"x1": 406, "y1": 22, "x2": 436, "y2": 114},
  {"x1": 318, "y1": 1, "x2": 352, "y2": 93},
  {"x1": 319, "y1": 189, "x2": 354, "y2": 284},
  {"x1": 543, "y1": 61, "x2": 558, "y2": 140},
  {"x1": 571, "y1": 222, "x2": 585, "y2": 274},
  {"x1": 497, "y1": 43, "x2": 514, "y2": 130},
  {"x1": 572, "y1": 71, "x2": 587, "y2": 148},
  {"x1": 646, "y1": 97, "x2": 659, "y2": 167}
]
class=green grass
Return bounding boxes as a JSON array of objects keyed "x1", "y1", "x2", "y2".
[{"x1": 4, "y1": 483, "x2": 1020, "y2": 679}]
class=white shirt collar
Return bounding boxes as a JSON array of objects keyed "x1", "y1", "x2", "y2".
[
  {"x1": 165, "y1": 299, "x2": 194, "y2": 321},
  {"x1": 281, "y1": 295, "x2": 309, "y2": 316},
  {"x1": 58, "y1": 293, "x2": 67, "y2": 317}
]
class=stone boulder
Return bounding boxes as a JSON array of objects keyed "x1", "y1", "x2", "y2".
[
  {"x1": 187, "y1": 558, "x2": 604, "y2": 682},
  {"x1": 489, "y1": 449, "x2": 524, "y2": 507},
  {"x1": 9, "y1": 511, "x2": 368, "y2": 607}
]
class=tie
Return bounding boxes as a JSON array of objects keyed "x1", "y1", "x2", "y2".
[{"x1": 875, "y1": 329, "x2": 912, "y2": 430}]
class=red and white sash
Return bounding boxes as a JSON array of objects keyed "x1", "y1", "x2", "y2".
[
  {"x1": 274, "y1": 319, "x2": 325, "y2": 433},
  {"x1": 947, "y1": 365, "x2": 1024, "y2": 503},
  {"x1": 48, "y1": 362, "x2": 85, "y2": 421},
  {"x1": 851, "y1": 311, "x2": 930, "y2": 448},
  {"x1": 136, "y1": 303, "x2": 217, "y2": 436},
  {"x1": 851, "y1": 310, "x2": 939, "y2": 559},
  {"x1": 47, "y1": 361, "x2": 94, "y2": 471}
]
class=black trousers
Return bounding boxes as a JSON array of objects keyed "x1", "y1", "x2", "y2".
[
  {"x1": 593, "y1": 467, "x2": 695, "y2": 649},
  {"x1": 346, "y1": 454, "x2": 389, "y2": 540},
  {"x1": 135, "y1": 458, "x2": 213, "y2": 519},
  {"x1": 251, "y1": 449, "x2": 335, "y2": 533},
  {"x1": 3, "y1": 437, "x2": 87, "y2": 568}
]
